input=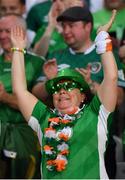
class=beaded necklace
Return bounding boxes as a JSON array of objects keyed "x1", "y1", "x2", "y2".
[{"x1": 43, "y1": 105, "x2": 85, "y2": 172}]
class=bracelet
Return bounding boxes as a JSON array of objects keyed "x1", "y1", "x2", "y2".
[{"x1": 11, "y1": 47, "x2": 26, "y2": 54}]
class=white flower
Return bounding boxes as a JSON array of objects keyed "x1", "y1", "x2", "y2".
[
  {"x1": 45, "y1": 130, "x2": 56, "y2": 139},
  {"x1": 50, "y1": 121, "x2": 59, "y2": 127},
  {"x1": 56, "y1": 154, "x2": 68, "y2": 164},
  {"x1": 61, "y1": 127, "x2": 72, "y2": 137},
  {"x1": 45, "y1": 149, "x2": 53, "y2": 155},
  {"x1": 56, "y1": 126, "x2": 73, "y2": 141},
  {"x1": 57, "y1": 142, "x2": 69, "y2": 151}
]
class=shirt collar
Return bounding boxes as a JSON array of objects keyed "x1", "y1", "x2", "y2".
[{"x1": 69, "y1": 44, "x2": 95, "y2": 55}]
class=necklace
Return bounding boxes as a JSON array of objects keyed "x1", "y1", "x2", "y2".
[{"x1": 43, "y1": 105, "x2": 85, "y2": 172}]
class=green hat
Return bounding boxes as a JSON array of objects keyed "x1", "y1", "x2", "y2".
[{"x1": 45, "y1": 68, "x2": 90, "y2": 94}]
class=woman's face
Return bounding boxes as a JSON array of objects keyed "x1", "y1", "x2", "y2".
[{"x1": 53, "y1": 81, "x2": 85, "y2": 114}]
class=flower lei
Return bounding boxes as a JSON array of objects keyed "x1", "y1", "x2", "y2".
[{"x1": 43, "y1": 106, "x2": 85, "y2": 172}]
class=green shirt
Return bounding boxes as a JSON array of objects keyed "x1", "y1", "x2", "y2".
[
  {"x1": 30, "y1": 95, "x2": 111, "y2": 179},
  {"x1": 26, "y1": 1, "x2": 52, "y2": 32},
  {"x1": 47, "y1": 46, "x2": 124, "y2": 83},
  {"x1": 0, "y1": 51, "x2": 44, "y2": 159},
  {"x1": 0, "y1": 52, "x2": 44, "y2": 123}
]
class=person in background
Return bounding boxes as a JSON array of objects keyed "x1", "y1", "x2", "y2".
[
  {"x1": 25, "y1": 0, "x2": 45, "y2": 14},
  {"x1": 0, "y1": 14, "x2": 44, "y2": 179},
  {"x1": 11, "y1": 10, "x2": 118, "y2": 179},
  {"x1": 0, "y1": 0, "x2": 26, "y2": 52},
  {"x1": 0, "y1": 0, "x2": 25, "y2": 16},
  {"x1": 26, "y1": 0, "x2": 52, "y2": 42},
  {"x1": 31, "y1": 0, "x2": 84, "y2": 57},
  {"x1": 0, "y1": 0, "x2": 36, "y2": 46}
]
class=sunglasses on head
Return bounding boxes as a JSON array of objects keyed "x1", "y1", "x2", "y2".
[{"x1": 51, "y1": 81, "x2": 83, "y2": 94}]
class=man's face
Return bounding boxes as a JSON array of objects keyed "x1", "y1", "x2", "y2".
[
  {"x1": 0, "y1": 16, "x2": 15, "y2": 51},
  {"x1": 61, "y1": 21, "x2": 90, "y2": 51},
  {"x1": 0, "y1": 0, "x2": 25, "y2": 16}
]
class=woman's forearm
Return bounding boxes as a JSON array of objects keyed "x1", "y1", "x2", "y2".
[{"x1": 12, "y1": 51, "x2": 27, "y2": 95}]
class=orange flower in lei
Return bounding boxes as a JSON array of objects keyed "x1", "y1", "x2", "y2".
[
  {"x1": 59, "y1": 133, "x2": 69, "y2": 141},
  {"x1": 54, "y1": 159, "x2": 67, "y2": 172},
  {"x1": 44, "y1": 145, "x2": 53, "y2": 151}
]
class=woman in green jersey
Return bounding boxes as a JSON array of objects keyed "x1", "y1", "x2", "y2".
[{"x1": 11, "y1": 10, "x2": 117, "y2": 179}]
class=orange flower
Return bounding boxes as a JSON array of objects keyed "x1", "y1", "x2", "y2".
[
  {"x1": 59, "y1": 133, "x2": 69, "y2": 141},
  {"x1": 54, "y1": 159, "x2": 66, "y2": 172},
  {"x1": 61, "y1": 119, "x2": 71, "y2": 124},
  {"x1": 47, "y1": 160, "x2": 54, "y2": 166},
  {"x1": 44, "y1": 145, "x2": 53, "y2": 151},
  {"x1": 60, "y1": 149, "x2": 69, "y2": 155},
  {"x1": 48, "y1": 117, "x2": 60, "y2": 123},
  {"x1": 45, "y1": 127, "x2": 55, "y2": 132}
]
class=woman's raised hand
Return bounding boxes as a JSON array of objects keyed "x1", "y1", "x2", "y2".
[
  {"x1": 97, "y1": 9, "x2": 117, "y2": 34},
  {"x1": 10, "y1": 26, "x2": 27, "y2": 49}
]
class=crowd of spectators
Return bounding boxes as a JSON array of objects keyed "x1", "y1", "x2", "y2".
[{"x1": 0, "y1": 0, "x2": 125, "y2": 179}]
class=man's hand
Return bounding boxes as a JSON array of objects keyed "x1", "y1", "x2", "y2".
[
  {"x1": 76, "y1": 65, "x2": 92, "y2": 84},
  {"x1": 48, "y1": 3, "x2": 59, "y2": 28},
  {"x1": 43, "y1": 58, "x2": 58, "y2": 79}
]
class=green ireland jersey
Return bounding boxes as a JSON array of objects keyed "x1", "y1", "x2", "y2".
[
  {"x1": 0, "y1": 52, "x2": 44, "y2": 123},
  {"x1": 29, "y1": 95, "x2": 111, "y2": 179},
  {"x1": 26, "y1": 1, "x2": 52, "y2": 32},
  {"x1": 47, "y1": 45, "x2": 124, "y2": 83}
]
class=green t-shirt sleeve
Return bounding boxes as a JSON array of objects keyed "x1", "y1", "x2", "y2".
[
  {"x1": 90, "y1": 95, "x2": 111, "y2": 114},
  {"x1": 31, "y1": 100, "x2": 51, "y2": 131},
  {"x1": 32, "y1": 100, "x2": 47, "y2": 120},
  {"x1": 89, "y1": 95, "x2": 101, "y2": 114}
]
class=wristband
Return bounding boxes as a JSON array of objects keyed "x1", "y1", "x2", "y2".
[
  {"x1": 11, "y1": 47, "x2": 26, "y2": 54},
  {"x1": 95, "y1": 31, "x2": 112, "y2": 54}
]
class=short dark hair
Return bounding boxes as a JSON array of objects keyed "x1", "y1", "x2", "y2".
[{"x1": 19, "y1": 0, "x2": 26, "y2": 5}]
